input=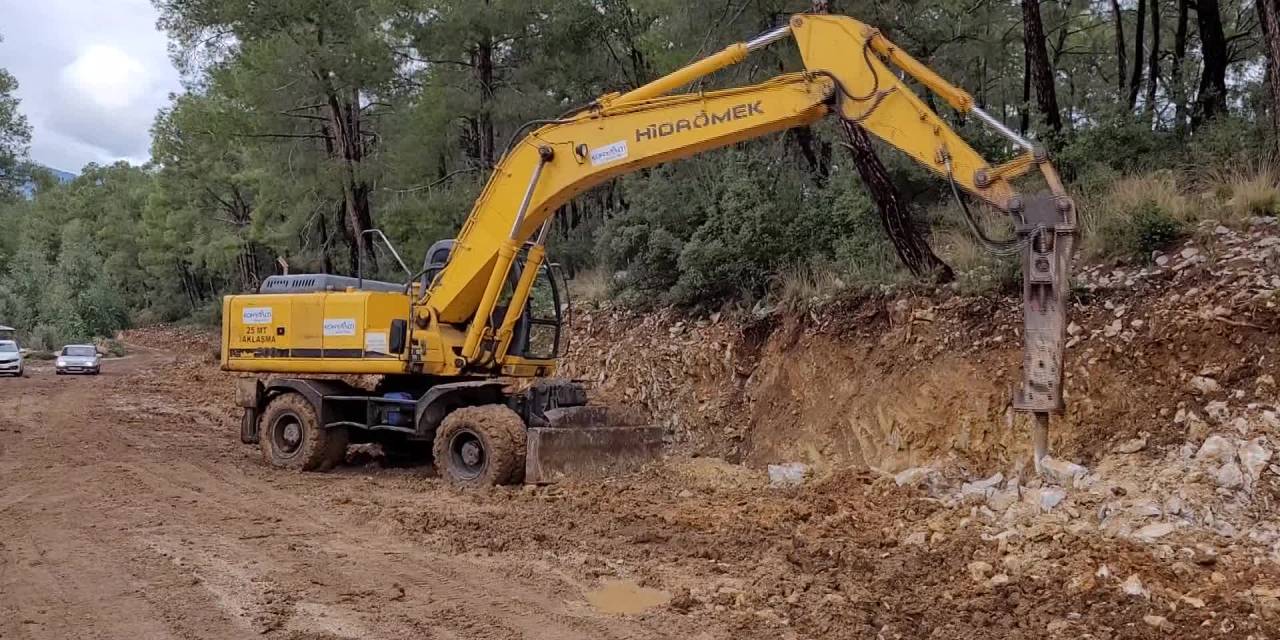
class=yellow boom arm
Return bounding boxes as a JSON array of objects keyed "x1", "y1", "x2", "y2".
[{"x1": 421, "y1": 14, "x2": 1076, "y2": 460}]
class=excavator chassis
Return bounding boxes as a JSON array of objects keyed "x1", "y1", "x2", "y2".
[{"x1": 235, "y1": 376, "x2": 663, "y2": 484}]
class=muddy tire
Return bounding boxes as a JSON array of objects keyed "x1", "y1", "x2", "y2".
[
  {"x1": 432, "y1": 405, "x2": 527, "y2": 487},
  {"x1": 259, "y1": 393, "x2": 348, "y2": 471}
]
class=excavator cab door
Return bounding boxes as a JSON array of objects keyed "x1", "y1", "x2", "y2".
[{"x1": 508, "y1": 262, "x2": 567, "y2": 361}]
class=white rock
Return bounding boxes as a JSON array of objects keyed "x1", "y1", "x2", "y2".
[
  {"x1": 1230, "y1": 417, "x2": 1249, "y2": 435},
  {"x1": 1067, "y1": 322, "x2": 1083, "y2": 336},
  {"x1": 1128, "y1": 500, "x2": 1163, "y2": 518},
  {"x1": 1121, "y1": 574, "x2": 1149, "y2": 598},
  {"x1": 1215, "y1": 225, "x2": 1232, "y2": 235},
  {"x1": 894, "y1": 467, "x2": 935, "y2": 487},
  {"x1": 1204, "y1": 401, "x2": 1231, "y2": 424},
  {"x1": 1135, "y1": 522, "x2": 1176, "y2": 541},
  {"x1": 1181, "y1": 247, "x2": 1201, "y2": 259},
  {"x1": 1263, "y1": 410, "x2": 1280, "y2": 430},
  {"x1": 1096, "y1": 564, "x2": 1113, "y2": 579},
  {"x1": 964, "y1": 472, "x2": 1004, "y2": 492},
  {"x1": 1104, "y1": 319, "x2": 1122, "y2": 338},
  {"x1": 767, "y1": 462, "x2": 809, "y2": 487},
  {"x1": 988, "y1": 573, "x2": 1010, "y2": 588},
  {"x1": 1163, "y1": 495, "x2": 1185, "y2": 516},
  {"x1": 1112, "y1": 434, "x2": 1148, "y2": 454},
  {"x1": 1196, "y1": 434, "x2": 1237, "y2": 463},
  {"x1": 987, "y1": 489, "x2": 1019, "y2": 512},
  {"x1": 960, "y1": 472, "x2": 1004, "y2": 502},
  {"x1": 1039, "y1": 487, "x2": 1067, "y2": 512},
  {"x1": 1240, "y1": 438, "x2": 1273, "y2": 480},
  {"x1": 1143, "y1": 614, "x2": 1169, "y2": 629},
  {"x1": 1113, "y1": 305, "x2": 1128, "y2": 318},
  {"x1": 1190, "y1": 376, "x2": 1221, "y2": 394},
  {"x1": 1215, "y1": 461, "x2": 1244, "y2": 489},
  {"x1": 1040, "y1": 457, "x2": 1087, "y2": 486},
  {"x1": 904, "y1": 531, "x2": 927, "y2": 546},
  {"x1": 1155, "y1": 254, "x2": 1170, "y2": 266}
]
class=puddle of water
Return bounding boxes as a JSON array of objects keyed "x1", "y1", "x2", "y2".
[{"x1": 585, "y1": 579, "x2": 671, "y2": 615}]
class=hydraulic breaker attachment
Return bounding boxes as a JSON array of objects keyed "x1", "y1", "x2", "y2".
[
  {"x1": 524, "y1": 406, "x2": 665, "y2": 484},
  {"x1": 1012, "y1": 194, "x2": 1077, "y2": 469}
]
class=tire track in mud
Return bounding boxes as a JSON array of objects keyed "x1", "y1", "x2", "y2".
[{"x1": 0, "y1": 347, "x2": 705, "y2": 640}]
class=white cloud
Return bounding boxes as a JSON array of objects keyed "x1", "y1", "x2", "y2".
[
  {"x1": 62, "y1": 45, "x2": 151, "y2": 110},
  {"x1": 0, "y1": 0, "x2": 183, "y2": 172}
]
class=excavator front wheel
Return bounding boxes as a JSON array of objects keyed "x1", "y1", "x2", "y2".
[
  {"x1": 259, "y1": 393, "x2": 348, "y2": 471},
  {"x1": 433, "y1": 405, "x2": 527, "y2": 487}
]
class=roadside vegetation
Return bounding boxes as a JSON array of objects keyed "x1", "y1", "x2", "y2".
[{"x1": 0, "y1": 1, "x2": 1279, "y2": 346}]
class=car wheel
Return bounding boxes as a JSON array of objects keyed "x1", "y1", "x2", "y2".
[{"x1": 259, "y1": 393, "x2": 348, "y2": 471}]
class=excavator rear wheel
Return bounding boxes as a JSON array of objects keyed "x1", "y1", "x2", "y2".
[
  {"x1": 259, "y1": 393, "x2": 348, "y2": 471},
  {"x1": 433, "y1": 405, "x2": 527, "y2": 487}
]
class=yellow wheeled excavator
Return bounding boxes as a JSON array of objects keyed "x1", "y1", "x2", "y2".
[{"x1": 222, "y1": 12, "x2": 1076, "y2": 485}]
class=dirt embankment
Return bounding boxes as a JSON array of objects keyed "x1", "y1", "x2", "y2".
[{"x1": 564, "y1": 219, "x2": 1280, "y2": 476}]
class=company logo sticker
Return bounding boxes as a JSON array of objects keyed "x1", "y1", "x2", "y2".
[
  {"x1": 589, "y1": 140, "x2": 628, "y2": 166},
  {"x1": 323, "y1": 318, "x2": 357, "y2": 336},
  {"x1": 242, "y1": 307, "x2": 273, "y2": 325}
]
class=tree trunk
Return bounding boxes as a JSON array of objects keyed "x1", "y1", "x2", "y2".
[
  {"x1": 1259, "y1": 0, "x2": 1280, "y2": 140},
  {"x1": 473, "y1": 35, "x2": 496, "y2": 169},
  {"x1": 1172, "y1": 0, "x2": 1190, "y2": 132},
  {"x1": 839, "y1": 122, "x2": 954, "y2": 282},
  {"x1": 1020, "y1": 52, "x2": 1032, "y2": 134},
  {"x1": 813, "y1": 0, "x2": 951, "y2": 282},
  {"x1": 790, "y1": 126, "x2": 832, "y2": 186},
  {"x1": 1111, "y1": 0, "x2": 1128, "y2": 96},
  {"x1": 1193, "y1": 0, "x2": 1230, "y2": 125},
  {"x1": 322, "y1": 86, "x2": 376, "y2": 276},
  {"x1": 317, "y1": 207, "x2": 334, "y2": 274},
  {"x1": 1129, "y1": 0, "x2": 1147, "y2": 109},
  {"x1": 1146, "y1": 0, "x2": 1161, "y2": 117},
  {"x1": 1021, "y1": 0, "x2": 1063, "y2": 132}
]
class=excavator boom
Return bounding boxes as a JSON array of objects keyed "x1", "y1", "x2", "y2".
[{"x1": 423, "y1": 14, "x2": 1076, "y2": 465}]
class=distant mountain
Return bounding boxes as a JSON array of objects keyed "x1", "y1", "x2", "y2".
[{"x1": 18, "y1": 166, "x2": 75, "y2": 198}]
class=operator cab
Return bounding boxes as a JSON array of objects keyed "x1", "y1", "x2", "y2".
[{"x1": 422, "y1": 239, "x2": 569, "y2": 361}]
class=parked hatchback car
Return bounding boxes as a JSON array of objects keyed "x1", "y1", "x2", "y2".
[
  {"x1": 56, "y1": 344, "x2": 101, "y2": 375},
  {"x1": 0, "y1": 340, "x2": 23, "y2": 376}
]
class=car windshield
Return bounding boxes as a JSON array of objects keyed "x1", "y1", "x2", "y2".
[
  {"x1": 64, "y1": 346, "x2": 96, "y2": 357},
  {"x1": 0, "y1": 342, "x2": 16, "y2": 353}
]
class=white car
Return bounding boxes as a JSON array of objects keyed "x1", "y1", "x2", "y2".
[{"x1": 0, "y1": 340, "x2": 23, "y2": 377}]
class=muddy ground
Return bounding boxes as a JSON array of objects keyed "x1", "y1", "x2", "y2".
[
  {"x1": 4, "y1": 220, "x2": 1280, "y2": 639},
  {"x1": 0, "y1": 341, "x2": 1275, "y2": 639}
]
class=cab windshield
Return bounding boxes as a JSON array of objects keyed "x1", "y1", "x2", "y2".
[
  {"x1": 64, "y1": 346, "x2": 96, "y2": 357},
  {"x1": 0, "y1": 342, "x2": 16, "y2": 353}
]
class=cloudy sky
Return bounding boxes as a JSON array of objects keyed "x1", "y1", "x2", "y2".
[{"x1": 0, "y1": 0, "x2": 182, "y2": 173}]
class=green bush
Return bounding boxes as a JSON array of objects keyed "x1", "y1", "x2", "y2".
[
  {"x1": 1095, "y1": 200, "x2": 1183, "y2": 261},
  {"x1": 1057, "y1": 115, "x2": 1179, "y2": 179}
]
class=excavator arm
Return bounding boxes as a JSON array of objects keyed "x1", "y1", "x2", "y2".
[{"x1": 421, "y1": 13, "x2": 1077, "y2": 465}]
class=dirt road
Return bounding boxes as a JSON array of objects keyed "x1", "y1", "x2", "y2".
[
  {"x1": 0, "y1": 348, "x2": 705, "y2": 640},
  {"x1": 2, "y1": 338, "x2": 1278, "y2": 639}
]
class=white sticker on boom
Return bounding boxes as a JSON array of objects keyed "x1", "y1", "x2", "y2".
[
  {"x1": 589, "y1": 140, "x2": 628, "y2": 166},
  {"x1": 323, "y1": 318, "x2": 357, "y2": 336},
  {"x1": 365, "y1": 331, "x2": 389, "y2": 354},
  {"x1": 242, "y1": 307, "x2": 272, "y2": 325}
]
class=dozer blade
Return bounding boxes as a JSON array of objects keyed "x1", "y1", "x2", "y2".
[{"x1": 524, "y1": 406, "x2": 665, "y2": 484}]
